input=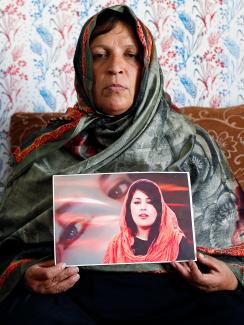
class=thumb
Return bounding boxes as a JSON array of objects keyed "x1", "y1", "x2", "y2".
[{"x1": 197, "y1": 253, "x2": 218, "y2": 269}]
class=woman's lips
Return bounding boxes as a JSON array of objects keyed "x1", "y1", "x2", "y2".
[
  {"x1": 105, "y1": 84, "x2": 127, "y2": 92},
  {"x1": 139, "y1": 214, "x2": 149, "y2": 218}
]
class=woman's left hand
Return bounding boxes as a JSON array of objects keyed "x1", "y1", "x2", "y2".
[{"x1": 172, "y1": 253, "x2": 238, "y2": 292}]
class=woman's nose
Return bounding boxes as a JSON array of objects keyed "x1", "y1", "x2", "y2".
[
  {"x1": 140, "y1": 201, "x2": 146, "y2": 210},
  {"x1": 108, "y1": 55, "x2": 124, "y2": 74}
]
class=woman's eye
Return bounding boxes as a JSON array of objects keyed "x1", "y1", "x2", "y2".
[
  {"x1": 93, "y1": 53, "x2": 107, "y2": 60},
  {"x1": 133, "y1": 200, "x2": 140, "y2": 205},
  {"x1": 60, "y1": 222, "x2": 81, "y2": 241},
  {"x1": 59, "y1": 220, "x2": 90, "y2": 249},
  {"x1": 126, "y1": 53, "x2": 138, "y2": 59},
  {"x1": 108, "y1": 181, "x2": 130, "y2": 200}
]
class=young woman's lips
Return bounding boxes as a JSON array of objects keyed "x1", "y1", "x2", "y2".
[{"x1": 139, "y1": 214, "x2": 148, "y2": 219}]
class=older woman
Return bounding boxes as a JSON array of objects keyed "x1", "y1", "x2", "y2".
[{"x1": 0, "y1": 5, "x2": 243, "y2": 324}]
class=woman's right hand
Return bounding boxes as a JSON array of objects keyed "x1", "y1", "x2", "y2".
[{"x1": 24, "y1": 260, "x2": 80, "y2": 294}]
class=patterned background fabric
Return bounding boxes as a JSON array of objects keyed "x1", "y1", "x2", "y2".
[{"x1": 1, "y1": 0, "x2": 244, "y2": 195}]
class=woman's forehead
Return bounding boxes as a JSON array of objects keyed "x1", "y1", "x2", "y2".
[
  {"x1": 90, "y1": 21, "x2": 140, "y2": 48},
  {"x1": 132, "y1": 189, "x2": 150, "y2": 198}
]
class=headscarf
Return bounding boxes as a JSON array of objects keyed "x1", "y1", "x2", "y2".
[
  {"x1": 12, "y1": 5, "x2": 164, "y2": 170},
  {"x1": 0, "y1": 5, "x2": 243, "y2": 303},
  {"x1": 103, "y1": 179, "x2": 184, "y2": 263}
]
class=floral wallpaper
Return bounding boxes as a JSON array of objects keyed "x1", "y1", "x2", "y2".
[{"x1": 0, "y1": 0, "x2": 244, "y2": 195}]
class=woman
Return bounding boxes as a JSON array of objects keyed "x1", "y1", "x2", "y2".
[
  {"x1": 0, "y1": 5, "x2": 243, "y2": 324},
  {"x1": 103, "y1": 179, "x2": 186, "y2": 263}
]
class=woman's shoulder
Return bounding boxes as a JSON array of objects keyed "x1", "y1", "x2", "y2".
[{"x1": 166, "y1": 109, "x2": 197, "y2": 132}]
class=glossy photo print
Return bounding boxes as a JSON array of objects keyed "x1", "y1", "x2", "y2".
[{"x1": 53, "y1": 172, "x2": 196, "y2": 266}]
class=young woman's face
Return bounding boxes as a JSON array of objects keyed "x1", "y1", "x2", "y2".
[
  {"x1": 90, "y1": 21, "x2": 142, "y2": 116},
  {"x1": 130, "y1": 190, "x2": 158, "y2": 229}
]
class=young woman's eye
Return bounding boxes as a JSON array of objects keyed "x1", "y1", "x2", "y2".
[
  {"x1": 133, "y1": 200, "x2": 141, "y2": 205},
  {"x1": 59, "y1": 220, "x2": 90, "y2": 249},
  {"x1": 107, "y1": 181, "x2": 130, "y2": 200}
]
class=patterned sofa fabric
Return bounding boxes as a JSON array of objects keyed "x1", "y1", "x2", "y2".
[
  {"x1": 10, "y1": 112, "x2": 65, "y2": 153},
  {"x1": 182, "y1": 106, "x2": 244, "y2": 190},
  {"x1": 9, "y1": 106, "x2": 244, "y2": 190}
]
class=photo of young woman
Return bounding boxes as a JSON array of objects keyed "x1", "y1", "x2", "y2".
[{"x1": 103, "y1": 178, "x2": 194, "y2": 264}]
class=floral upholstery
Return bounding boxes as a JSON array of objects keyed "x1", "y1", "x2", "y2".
[
  {"x1": 181, "y1": 106, "x2": 244, "y2": 190},
  {"x1": 10, "y1": 112, "x2": 65, "y2": 152},
  {"x1": 10, "y1": 106, "x2": 244, "y2": 189}
]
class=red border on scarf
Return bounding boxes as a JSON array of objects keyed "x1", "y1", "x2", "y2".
[
  {"x1": 0, "y1": 259, "x2": 33, "y2": 288},
  {"x1": 13, "y1": 105, "x2": 84, "y2": 163},
  {"x1": 198, "y1": 244, "x2": 244, "y2": 257}
]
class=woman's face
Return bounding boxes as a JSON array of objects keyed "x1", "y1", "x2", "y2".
[
  {"x1": 130, "y1": 190, "x2": 158, "y2": 229},
  {"x1": 90, "y1": 21, "x2": 142, "y2": 116}
]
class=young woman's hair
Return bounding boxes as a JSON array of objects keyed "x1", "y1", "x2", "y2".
[
  {"x1": 125, "y1": 180, "x2": 162, "y2": 244},
  {"x1": 90, "y1": 9, "x2": 144, "y2": 62}
]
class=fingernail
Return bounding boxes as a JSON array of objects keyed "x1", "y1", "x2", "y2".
[
  {"x1": 199, "y1": 253, "x2": 204, "y2": 258},
  {"x1": 61, "y1": 262, "x2": 66, "y2": 269},
  {"x1": 74, "y1": 274, "x2": 80, "y2": 281},
  {"x1": 74, "y1": 267, "x2": 79, "y2": 273}
]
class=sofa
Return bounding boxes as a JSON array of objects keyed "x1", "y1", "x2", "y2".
[{"x1": 9, "y1": 105, "x2": 244, "y2": 191}]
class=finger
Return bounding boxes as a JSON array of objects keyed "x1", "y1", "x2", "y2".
[
  {"x1": 187, "y1": 261, "x2": 208, "y2": 284},
  {"x1": 33, "y1": 262, "x2": 66, "y2": 281},
  {"x1": 181, "y1": 262, "x2": 191, "y2": 272},
  {"x1": 197, "y1": 253, "x2": 220, "y2": 271},
  {"x1": 172, "y1": 262, "x2": 191, "y2": 279},
  {"x1": 188, "y1": 261, "x2": 203, "y2": 278},
  {"x1": 44, "y1": 267, "x2": 79, "y2": 288},
  {"x1": 187, "y1": 262, "x2": 220, "y2": 291},
  {"x1": 173, "y1": 262, "x2": 208, "y2": 289},
  {"x1": 37, "y1": 273, "x2": 80, "y2": 294}
]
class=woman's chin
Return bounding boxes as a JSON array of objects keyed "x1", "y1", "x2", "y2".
[
  {"x1": 99, "y1": 105, "x2": 131, "y2": 116},
  {"x1": 96, "y1": 99, "x2": 132, "y2": 116}
]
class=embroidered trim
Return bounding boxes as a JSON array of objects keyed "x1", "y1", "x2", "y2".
[
  {"x1": 136, "y1": 19, "x2": 153, "y2": 65},
  {"x1": 0, "y1": 259, "x2": 33, "y2": 288},
  {"x1": 13, "y1": 105, "x2": 84, "y2": 163},
  {"x1": 198, "y1": 244, "x2": 244, "y2": 257}
]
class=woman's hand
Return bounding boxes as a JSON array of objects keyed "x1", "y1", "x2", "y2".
[
  {"x1": 172, "y1": 253, "x2": 238, "y2": 292},
  {"x1": 24, "y1": 260, "x2": 80, "y2": 294}
]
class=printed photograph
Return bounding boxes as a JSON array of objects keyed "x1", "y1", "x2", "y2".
[{"x1": 53, "y1": 172, "x2": 196, "y2": 266}]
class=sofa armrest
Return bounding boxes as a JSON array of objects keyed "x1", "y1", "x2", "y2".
[{"x1": 10, "y1": 112, "x2": 65, "y2": 153}]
